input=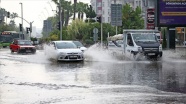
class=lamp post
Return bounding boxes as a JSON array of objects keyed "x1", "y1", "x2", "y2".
[{"x1": 19, "y1": 2, "x2": 23, "y2": 37}]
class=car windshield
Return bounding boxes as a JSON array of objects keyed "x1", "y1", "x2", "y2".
[
  {"x1": 18, "y1": 41, "x2": 32, "y2": 45},
  {"x1": 56, "y1": 42, "x2": 77, "y2": 49},
  {"x1": 132, "y1": 33, "x2": 157, "y2": 42},
  {"x1": 73, "y1": 41, "x2": 84, "y2": 47}
]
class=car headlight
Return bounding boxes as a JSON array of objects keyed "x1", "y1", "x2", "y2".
[
  {"x1": 138, "y1": 46, "x2": 142, "y2": 52},
  {"x1": 79, "y1": 52, "x2": 83, "y2": 55},
  {"x1": 60, "y1": 52, "x2": 66, "y2": 55},
  {"x1": 159, "y1": 46, "x2": 162, "y2": 51}
]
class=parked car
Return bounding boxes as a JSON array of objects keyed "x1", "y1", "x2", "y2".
[
  {"x1": 72, "y1": 41, "x2": 87, "y2": 52},
  {"x1": 183, "y1": 41, "x2": 186, "y2": 45},
  {"x1": 50, "y1": 41, "x2": 84, "y2": 61},
  {"x1": 10, "y1": 39, "x2": 36, "y2": 54}
]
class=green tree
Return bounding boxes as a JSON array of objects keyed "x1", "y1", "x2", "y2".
[
  {"x1": 120, "y1": 4, "x2": 144, "y2": 30},
  {"x1": 84, "y1": 5, "x2": 96, "y2": 22},
  {"x1": 162, "y1": 28, "x2": 167, "y2": 49},
  {"x1": 67, "y1": 19, "x2": 89, "y2": 41}
]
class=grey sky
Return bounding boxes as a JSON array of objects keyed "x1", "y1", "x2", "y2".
[{"x1": 0, "y1": 0, "x2": 90, "y2": 32}]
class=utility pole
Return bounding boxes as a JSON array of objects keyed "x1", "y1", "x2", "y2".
[
  {"x1": 114, "y1": 0, "x2": 117, "y2": 36},
  {"x1": 19, "y1": 3, "x2": 23, "y2": 38},
  {"x1": 59, "y1": 0, "x2": 62, "y2": 40},
  {"x1": 101, "y1": 0, "x2": 103, "y2": 49}
]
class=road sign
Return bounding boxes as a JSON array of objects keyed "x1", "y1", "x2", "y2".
[
  {"x1": 111, "y1": 4, "x2": 122, "y2": 26},
  {"x1": 93, "y1": 28, "x2": 98, "y2": 34},
  {"x1": 93, "y1": 33, "x2": 98, "y2": 41}
]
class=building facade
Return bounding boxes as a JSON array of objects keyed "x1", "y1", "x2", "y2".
[{"x1": 90, "y1": 0, "x2": 155, "y2": 28}]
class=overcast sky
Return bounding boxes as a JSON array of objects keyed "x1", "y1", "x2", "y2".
[{"x1": 0, "y1": 0, "x2": 90, "y2": 32}]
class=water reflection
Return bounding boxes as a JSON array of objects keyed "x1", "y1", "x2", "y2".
[{"x1": 45, "y1": 61, "x2": 186, "y2": 94}]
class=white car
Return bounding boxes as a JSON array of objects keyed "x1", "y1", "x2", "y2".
[
  {"x1": 51, "y1": 41, "x2": 84, "y2": 61},
  {"x1": 72, "y1": 41, "x2": 87, "y2": 52}
]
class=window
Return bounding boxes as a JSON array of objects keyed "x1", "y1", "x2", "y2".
[
  {"x1": 56, "y1": 42, "x2": 76, "y2": 49},
  {"x1": 102, "y1": 10, "x2": 105, "y2": 15},
  {"x1": 102, "y1": 2, "x2": 104, "y2": 7},
  {"x1": 127, "y1": 34, "x2": 134, "y2": 46}
]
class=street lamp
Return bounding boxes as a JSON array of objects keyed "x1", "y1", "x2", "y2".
[{"x1": 19, "y1": 2, "x2": 23, "y2": 37}]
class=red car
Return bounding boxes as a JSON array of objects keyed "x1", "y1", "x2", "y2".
[{"x1": 10, "y1": 39, "x2": 36, "y2": 54}]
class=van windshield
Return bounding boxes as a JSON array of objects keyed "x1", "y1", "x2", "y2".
[{"x1": 132, "y1": 33, "x2": 157, "y2": 42}]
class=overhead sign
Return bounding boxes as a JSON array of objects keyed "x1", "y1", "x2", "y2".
[
  {"x1": 157, "y1": 0, "x2": 186, "y2": 27},
  {"x1": 111, "y1": 4, "x2": 122, "y2": 26},
  {"x1": 147, "y1": 8, "x2": 155, "y2": 29}
]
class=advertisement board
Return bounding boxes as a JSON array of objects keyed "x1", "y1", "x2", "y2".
[
  {"x1": 157, "y1": 0, "x2": 186, "y2": 27},
  {"x1": 147, "y1": 8, "x2": 155, "y2": 29}
]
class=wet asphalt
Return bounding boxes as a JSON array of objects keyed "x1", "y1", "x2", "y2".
[{"x1": 0, "y1": 46, "x2": 186, "y2": 104}]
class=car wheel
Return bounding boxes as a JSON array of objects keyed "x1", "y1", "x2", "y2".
[
  {"x1": 11, "y1": 49, "x2": 14, "y2": 53},
  {"x1": 17, "y1": 49, "x2": 21, "y2": 54}
]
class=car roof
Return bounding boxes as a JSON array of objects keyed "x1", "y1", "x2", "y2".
[
  {"x1": 17, "y1": 40, "x2": 31, "y2": 41},
  {"x1": 52, "y1": 40, "x2": 73, "y2": 43}
]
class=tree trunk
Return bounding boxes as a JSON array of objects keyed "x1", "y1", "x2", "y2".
[
  {"x1": 65, "y1": 10, "x2": 70, "y2": 26},
  {"x1": 81, "y1": 12, "x2": 84, "y2": 20},
  {"x1": 78, "y1": 12, "x2": 81, "y2": 19},
  {"x1": 61, "y1": 9, "x2": 65, "y2": 27},
  {"x1": 73, "y1": 0, "x2": 77, "y2": 20}
]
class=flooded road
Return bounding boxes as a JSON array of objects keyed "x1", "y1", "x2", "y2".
[{"x1": 0, "y1": 47, "x2": 186, "y2": 104}]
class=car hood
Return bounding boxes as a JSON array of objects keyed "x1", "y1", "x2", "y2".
[
  {"x1": 56, "y1": 48, "x2": 82, "y2": 53},
  {"x1": 135, "y1": 41, "x2": 160, "y2": 48},
  {"x1": 80, "y1": 47, "x2": 87, "y2": 51},
  {"x1": 19, "y1": 45, "x2": 35, "y2": 48}
]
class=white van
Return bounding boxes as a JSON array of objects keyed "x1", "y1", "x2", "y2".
[{"x1": 107, "y1": 29, "x2": 162, "y2": 60}]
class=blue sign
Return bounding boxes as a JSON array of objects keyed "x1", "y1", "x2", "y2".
[{"x1": 157, "y1": 0, "x2": 186, "y2": 27}]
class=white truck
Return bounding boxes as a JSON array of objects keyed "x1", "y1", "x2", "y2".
[{"x1": 107, "y1": 29, "x2": 163, "y2": 60}]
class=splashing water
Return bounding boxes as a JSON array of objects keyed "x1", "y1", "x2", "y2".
[
  {"x1": 43, "y1": 43, "x2": 186, "y2": 62},
  {"x1": 43, "y1": 44, "x2": 58, "y2": 61},
  {"x1": 162, "y1": 49, "x2": 186, "y2": 61},
  {"x1": 84, "y1": 44, "x2": 120, "y2": 62}
]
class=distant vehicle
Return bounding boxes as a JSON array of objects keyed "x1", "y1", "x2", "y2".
[
  {"x1": 183, "y1": 41, "x2": 186, "y2": 45},
  {"x1": 72, "y1": 41, "x2": 87, "y2": 52},
  {"x1": 0, "y1": 31, "x2": 24, "y2": 48},
  {"x1": 107, "y1": 29, "x2": 162, "y2": 60},
  {"x1": 50, "y1": 41, "x2": 84, "y2": 61},
  {"x1": 10, "y1": 39, "x2": 36, "y2": 54}
]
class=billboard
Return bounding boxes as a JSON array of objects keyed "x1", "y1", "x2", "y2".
[
  {"x1": 147, "y1": 8, "x2": 155, "y2": 29},
  {"x1": 157, "y1": 0, "x2": 186, "y2": 27}
]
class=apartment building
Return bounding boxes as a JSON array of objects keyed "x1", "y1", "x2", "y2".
[{"x1": 90, "y1": 0, "x2": 155, "y2": 24}]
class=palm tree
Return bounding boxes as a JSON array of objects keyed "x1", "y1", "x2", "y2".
[
  {"x1": 73, "y1": 0, "x2": 77, "y2": 20},
  {"x1": 64, "y1": 1, "x2": 72, "y2": 26}
]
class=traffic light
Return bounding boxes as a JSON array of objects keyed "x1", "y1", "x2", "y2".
[
  {"x1": 181, "y1": 28, "x2": 185, "y2": 33},
  {"x1": 7, "y1": 12, "x2": 10, "y2": 18},
  {"x1": 57, "y1": 21, "x2": 61, "y2": 30},
  {"x1": 26, "y1": 27, "x2": 30, "y2": 34},
  {"x1": 96, "y1": 16, "x2": 101, "y2": 23},
  {"x1": 19, "y1": 23, "x2": 22, "y2": 32}
]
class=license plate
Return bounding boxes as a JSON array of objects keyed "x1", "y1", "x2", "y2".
[
  {"x1": 148, "y1": 53, "x2": 155, "y2": 55},
  {"x1": 70, "y1": 55, "x2": 77, "y2": 58},
  {"x1": 26, "y1": 50, "x2": 31, "y2": 52}
]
